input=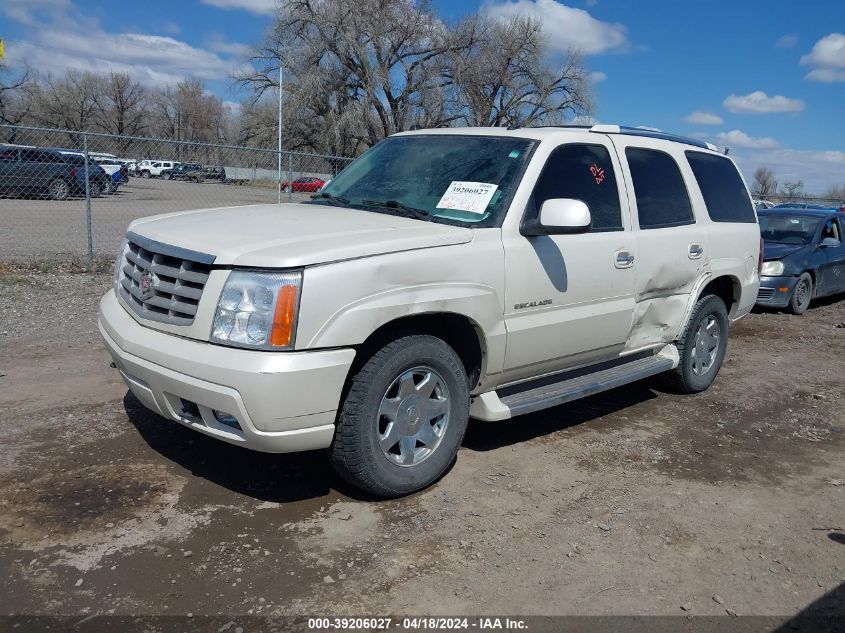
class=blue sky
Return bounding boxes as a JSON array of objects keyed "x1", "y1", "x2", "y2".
[{"x1": 2, "y1": 0, "x2": 844, "y2": 192}]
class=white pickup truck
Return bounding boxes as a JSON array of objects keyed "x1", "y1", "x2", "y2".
[{"x1": 99, "y1": 125, "x2": 760, "y2": 497}]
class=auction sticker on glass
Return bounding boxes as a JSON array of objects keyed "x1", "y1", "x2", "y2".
[{"x1": 436, "y1": 181, "x2": 498, "y2": 214}]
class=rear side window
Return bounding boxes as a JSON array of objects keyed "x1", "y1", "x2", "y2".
[
  {"x1": 530, "y1": 143, "x2": 623, "y2": 231},
  {"x1": 626, "y1": 148, "x2": 694, "y2": 229},
  {"x1": 685, "y1": 151, "x2": 756, "y2": 223}
]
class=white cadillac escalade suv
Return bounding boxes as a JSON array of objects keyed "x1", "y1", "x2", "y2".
[{"x1": 99, "y1": 124, "x2": 761, "y2": 497}]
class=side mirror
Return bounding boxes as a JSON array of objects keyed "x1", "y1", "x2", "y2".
[
  {"x1": 522, "y1": 199, "x2": 592, "y2": 236},
  {"x1": 819, "y1": 237, "x2": 840, "y2": 248}
]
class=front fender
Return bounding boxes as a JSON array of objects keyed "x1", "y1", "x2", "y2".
[{"x1": 295, "y1": 236, "x2": 507, "y2": 374}]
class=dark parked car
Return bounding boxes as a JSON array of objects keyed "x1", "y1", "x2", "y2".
[
  {"x1": 161, "y1": 163, "x2": 202, "y2": 181},
  {"x1": 280, "y1": 176, "x2": 325, "y2": 192},
  {"x1": 757, "y1": 207, "x2": 845, "y2": 314},
  {"x1": 0, "y1": 145, "x2": 110, "y2": 200},
  {"x1": 192, "y1": 165, "x2": 226, "y2": 182}
]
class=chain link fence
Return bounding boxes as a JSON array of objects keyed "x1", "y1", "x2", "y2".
[{"x1": 0, "y1": 124, "x2": 354, "y2": 266}]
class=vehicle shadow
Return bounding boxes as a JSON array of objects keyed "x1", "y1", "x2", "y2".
[
  {"x1": 772, "y1": 581, "x2": 844, "y2": 632},
  {"x1": 122, "y1": 392, "x2": 373, "y2": 503},
  {"x1": 463, "y1": 382, "x2": 659, "y2": 452}
]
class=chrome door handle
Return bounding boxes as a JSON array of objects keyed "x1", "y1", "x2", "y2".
[
  {"x1": 688, "y1": 243, "x2": 704, "y2": 259},
  {"x1": 615, "y1": 251, "x2": 635, "y2": 268}
]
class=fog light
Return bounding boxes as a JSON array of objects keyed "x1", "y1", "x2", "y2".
[
  {"x1": 213, "y1": 410, "x2": 241, "y2": 430},
  {"x1": 778, "y1": 287, "x2": 789, "y2": 292}
]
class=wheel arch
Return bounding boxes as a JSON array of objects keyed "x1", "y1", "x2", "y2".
[
  {"x1": 698, "y1": 274, "x2": 741, "y2": 317},
  {"x1": 349, "y1": 312, "x2": 487, "y2": 393}
]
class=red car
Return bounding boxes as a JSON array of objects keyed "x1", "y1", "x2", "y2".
[{"x1": 280, "y1": 176, "x2": 326, "y2": 193}]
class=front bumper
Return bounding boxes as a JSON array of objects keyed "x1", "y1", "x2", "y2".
[
  {"x1": 98, "y1": 291, "x2": 355, "y2": 453},
  {"x1": 756, "y1": 275, "x2": 799, "y2": 308}
]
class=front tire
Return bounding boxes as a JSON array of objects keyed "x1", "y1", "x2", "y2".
[
  {"x1": 788, "y1": 273, "x2": 813, "y2": 315},
  {"x1": 662, "y1": 294, "x2": 729, "y2": 394},
  {"x1": 329, "y1": 334, "x2": 470, "y2": 498},
  {"x1": 141, "y1": 170, "x2": 150, "y2": 179}
]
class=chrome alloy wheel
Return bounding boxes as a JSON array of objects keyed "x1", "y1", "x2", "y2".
[
  {"x1": 377, "y1": 366, "x2": 450, "y2": 467},
  {"x1": 691, "y1": 315, "x2": 720, "y2": 376}
]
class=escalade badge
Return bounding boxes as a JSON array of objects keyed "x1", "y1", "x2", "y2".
[{"x1": 139, "y1": 271, "x2": 155, "y2": 299}]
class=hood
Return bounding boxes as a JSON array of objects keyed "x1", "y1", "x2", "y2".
[
  {"x1": 128, "y1": 203, "x2": 474, "y2": 267},
  {"x1": 762, "y1": 241, "x2": 806, "y2": 261}
]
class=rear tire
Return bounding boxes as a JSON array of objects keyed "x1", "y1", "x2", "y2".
[
  {"x1": 48, "y1": 179, "x2": 69, "y2": 201},
  {"x1": 163, "y1": 172, "x2": 171, "y2": 180},
  {"x1": 329, "y1": 334, "x2": 470, "y2": 498},
  {"x1": 102, "y1": 180, "x2": 114, "y2": 194},
  {"x1": 788, "y1": 273, "x2": 813, "y2": 315},
  {"x1": 88, "y1": 181, "x2": 102, "y2": 198},
  {"x1": 662, "y1": 294, "x2": 729, "y2": 394}
]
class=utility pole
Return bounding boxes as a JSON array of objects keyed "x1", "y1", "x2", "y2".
[{"x1": 277, "y1": 61, "x2": 283, "y2": 204}]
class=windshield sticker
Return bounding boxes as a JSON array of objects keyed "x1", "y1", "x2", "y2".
[
  {"x1": 436, "y1": 181, "x2": 499, "y2": 214},
  {"x1": 590, "y1": 164, "x2": 606, "y2": 185},
  {"x1": 508, "y1": 150, "x2": 521, "y2": 158}
]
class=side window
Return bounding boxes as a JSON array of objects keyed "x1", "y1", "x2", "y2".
[
  {"x1": 625, "y1": 147, "x2": 694, "y2": 229},
  {"x1": 685, "y1": 151, "x2": 756, "y2": 223},
  {"x1": 530, "y1": 143, "x2": 623, "y2": 232},
  {"x1": 20, "y1": 149, "x2": 42, "y2": 163}
]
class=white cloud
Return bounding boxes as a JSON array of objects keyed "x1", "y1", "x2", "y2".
[
  {"x1": 200, "y1": 0, "x2": 277, "y2": 15},
  {"x1": 1, "y1": 0, "x2": 72, "y2": 27},
  {"x1": 2, "y1": 1, "x2": 248, "y2": 88},
  {"x1": 683, "y1": 111, "x2": 723, "y2": 125},
  {"x1": 776, "y1": 34, "x2": 797, "y2": 49},
  {"x1": 484, "y1": 0, "x2": 628, "y2": 55},
  {"x1": 734, "y1": 148, "x2": 845, "y2": 195},
  {"x1": 801, "y1": 33, "x2": 845, "y2": 83},
  {"x1": 715, "y1": 130, "x2": 780, "y2": 150},
  {"x1": 722, "y1": 91, "x2": 804, "y2": 114},
  {"x1": 589, "y1": 71, "x2": 607, "y2": 83},
  {"x1": 206, "y1": 34, "x2": 252, "y2": 58}
]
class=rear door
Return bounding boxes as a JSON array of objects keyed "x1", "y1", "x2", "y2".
[{"x1": 610, "y1": 139, "x2": 710, "y2": 350}]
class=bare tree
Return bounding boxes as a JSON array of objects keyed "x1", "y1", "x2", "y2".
[
  {"x1": 753, "y1": 167, "x2": 778, "y2": 198},
  {"x1": 150, "y1": 79, "x2": 227, "y2": 144},
  {"x1": 95, "y1": 72, "x2": 149, "y2": 138},
  {"x1": 241, "y1": 0, "x2": 478, "y2": 152},
  {"x1": 31, "y1": 70, "x2": 101, "y2": 134},
  {"x1": 781, "y1": 180, "x2": 804, "y2": 199},
  {"x1": 0, "y1": 61, "x2": 36, "y2": 126},
  {"x1": 451, "y1": 16, "x2": 592, "y2": 127}
]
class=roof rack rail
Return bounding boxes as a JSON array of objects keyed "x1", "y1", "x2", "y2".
[{"x1": 589, "y1": 124, "x2": 714, "y2": 150}]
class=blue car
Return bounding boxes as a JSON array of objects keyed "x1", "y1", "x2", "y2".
[{"x1": 756, "y1": 207, "x2": 845, "y2": 314}]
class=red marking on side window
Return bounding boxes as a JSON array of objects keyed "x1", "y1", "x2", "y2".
[{"x1": 590, "y1": 164, "x2": 606, "y2": 185}]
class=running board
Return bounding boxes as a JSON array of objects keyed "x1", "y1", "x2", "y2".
[{"x1": 470, "y1": 347, "x2": 678, "y2": 421}]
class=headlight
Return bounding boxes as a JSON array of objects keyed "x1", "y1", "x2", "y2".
[
  {"x1": 113, "y1": 238, "x2": 128, "y2": 293},
  {"x1": 760, "y1": 260, "x2": 784, "y2": 276},
  {"x1": 211, "y1": 271, "x2": 302, "y2": 350}
]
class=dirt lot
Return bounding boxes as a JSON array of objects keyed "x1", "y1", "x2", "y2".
[
  {"x1": 0, "y1": 178, "x2": 312, "y2": 263},
  {"x1": 0, "y1": 271, "x2": 843, "y2": 625}
]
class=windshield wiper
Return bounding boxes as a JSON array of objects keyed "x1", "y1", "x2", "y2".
[
  {"x1": 309, "y1": 191, "x2": 350, "y2": 206},
  {"x1": 361, "y1": 199, "x2": 431, "y2": 221}
]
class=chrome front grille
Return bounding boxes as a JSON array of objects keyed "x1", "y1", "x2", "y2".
[
  {"x1": 756, "y1": 287, "x2": 775, "y2": 301},
  {"x1": 118, "y1": 236, "x2": 214, "y2": 326}
]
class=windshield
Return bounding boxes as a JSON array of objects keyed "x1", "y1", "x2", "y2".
[
  {"x1": 759, "y1": 215, "x2": 819, "y2": 244},
  {"x1": 314, "y1": 134, "x2": 536, "y2": 227}
]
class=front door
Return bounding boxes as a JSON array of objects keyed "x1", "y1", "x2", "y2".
[
  {"x1": 610, "y1": 140, "x2": 710, "y2": 350},
  {"x1": 502, "y1": 140, "x2": 636, "y2": 380},
  {"x1": 818, "y1": 216, "x2": 845, "y2": 296}
]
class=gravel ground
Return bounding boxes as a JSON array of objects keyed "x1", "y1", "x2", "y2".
[
  {"x1": 0, "y1": 271, "x2": 843, "y2": 627},
  {"x1": 0, "y1": 178, "x2": 312, "y2": 264}
]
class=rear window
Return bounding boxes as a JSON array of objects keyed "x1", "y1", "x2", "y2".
[
  {"x1": 685, "y1": 151, "x2": 756, "y2": 223},
  {"x1": 625, "y1": 148, "x2": 694, "y2": 229}
]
